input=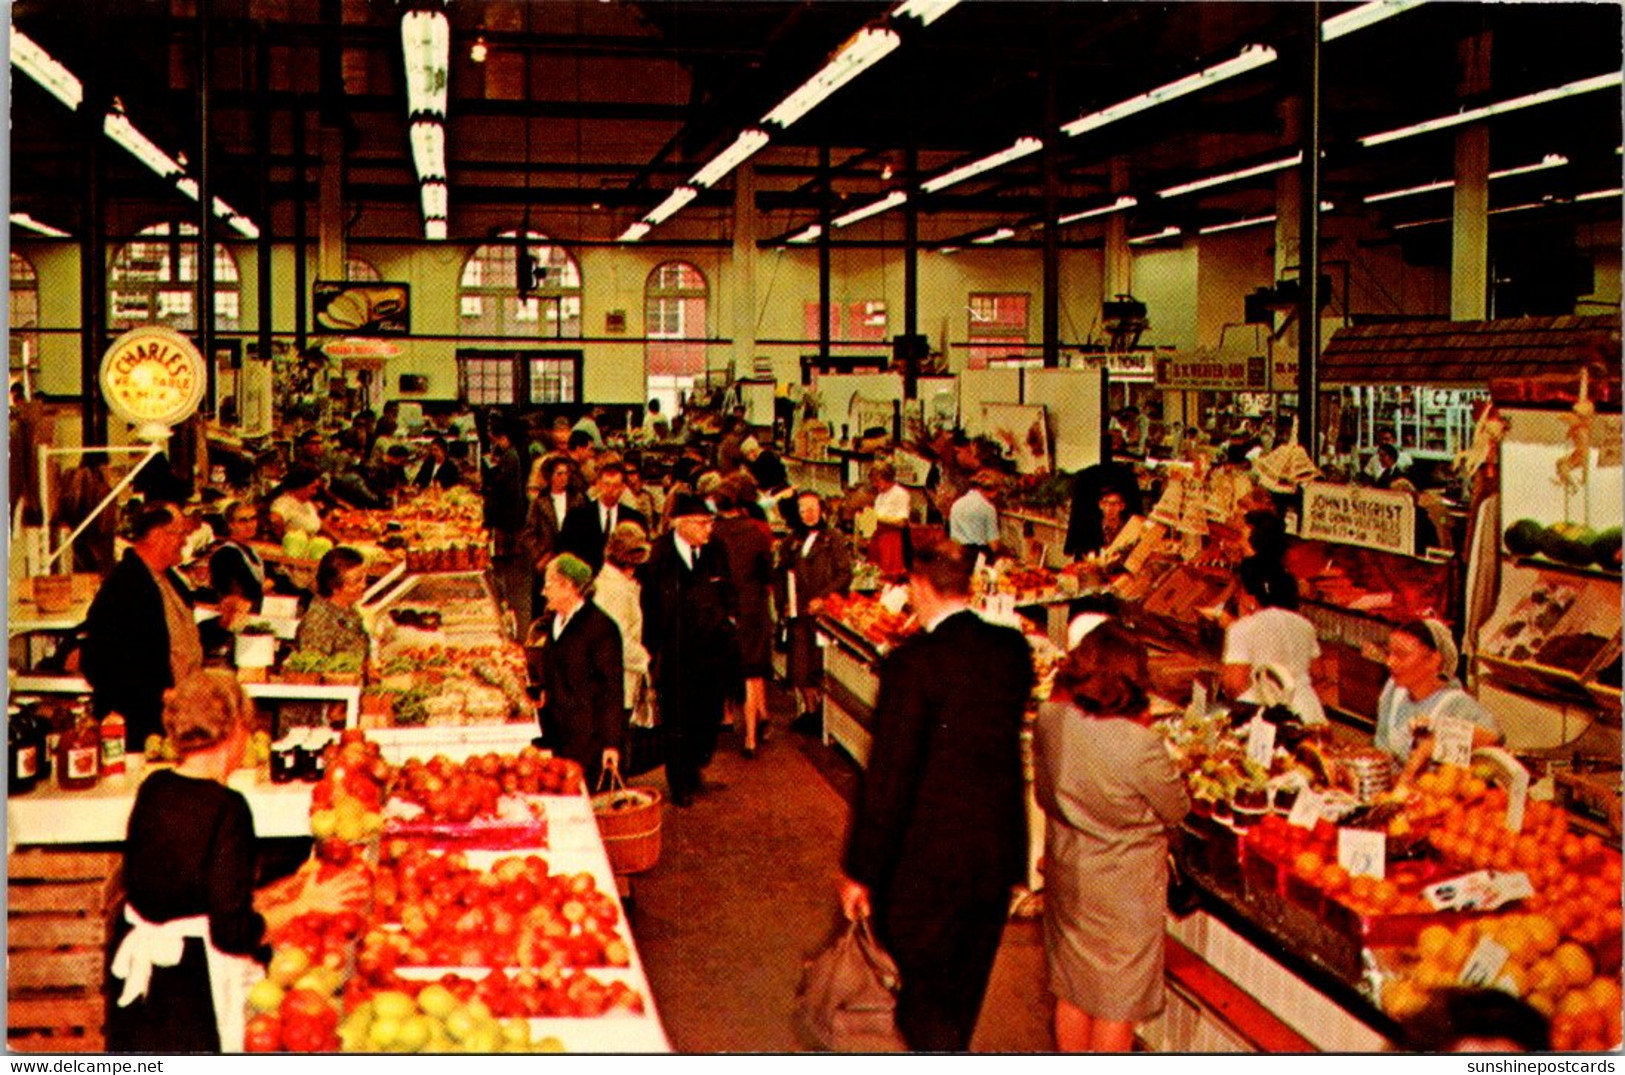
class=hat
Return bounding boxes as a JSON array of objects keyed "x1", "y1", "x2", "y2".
[
  {"x1": 740, "y1": 436, "x2": 761, "y2": 458},
  {"x1": 973, "y1": 468, "x2": 1001, "y2": 489},
  {"x1": 696, "y1": 472, "x2": 724, "y2": 496},
  {"x1": 549, "y1": 553, "x2": 594, "y2": 594},
  {"x1": 1420, "y1": 618, "x2": 1459, "y2": 676},
  {"x1": 668, "y1": 491, "x2": 713, "y2": 519},
  {"x1": 605, "y1": 521, "x2": 651, "y2": 566}
]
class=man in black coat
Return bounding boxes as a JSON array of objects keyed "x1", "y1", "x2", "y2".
[
  {"x1": 840, "y1": 539, "x2": 1035, "y2": 1051},
  {"x1": 82, "y1": 502, "x2": 206, "y2": 750},
  {"x1": 557, "y1": 462, "x2": 647, "y2": 574},
  {"x1": 1063, "y1": 446, "x2": 1143, "y2": 558},
  {"x1": 482, "y1": 417, "x2": 532, "y2": 628},
  {"x1": 639, "y1": 492, "x2": 737, "y2": 807},
  {"x1": 533, "y1": 554, "x2": 625, "y2": 790}
]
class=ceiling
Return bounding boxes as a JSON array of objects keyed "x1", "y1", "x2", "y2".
[{"x1": 9, "y1": 0, "x2": 1623, "y2": 253}]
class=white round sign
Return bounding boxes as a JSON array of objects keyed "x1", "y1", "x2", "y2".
[{"x1": 99, "y1": 326, "x2": 207, "y2": 440}]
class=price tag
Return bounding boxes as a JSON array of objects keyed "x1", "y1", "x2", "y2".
[
  {"x1": 1287, "y1": 788, "x2": 1323, "y2": 829},
  {"x1": 1457, "y1": 936, "x2": 1511, "y2": 989},
  {"x1": 1424, "y1": 870, "x2": 1536, "y2": 912},
  {"x1": 1337, "y1": 827, "x2": 1387, "y2": 880},
  {"x1": 1430, "y1": 716, "x2": 1475, "y2": 768},
  {"x1": 1187, "y1": 682, "x2": 1209, "y2": 722},
  {"x1": 1486, "y1": 871, "x2": 1535, "y2": 908},
  {"x1": 1245, "y1": 718, "x2": 1277, "y2": 769},
  {"x1": 878, "y1": 585, "x2": 909, "y2": 615}
]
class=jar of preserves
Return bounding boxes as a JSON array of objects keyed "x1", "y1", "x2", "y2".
[
  {"x1": 56, "y1": 707, "x2": 103, "y2": 790},
  {"x1": 9, "y1": 705, "x2": 41, "y2": 794}
]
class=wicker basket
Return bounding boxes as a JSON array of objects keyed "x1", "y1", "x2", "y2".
[{"x1": 591, "y1": 785, "x2": 664, "y2": 874}]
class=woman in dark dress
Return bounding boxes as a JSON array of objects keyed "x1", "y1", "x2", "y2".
[
  {"x1": 108, "y1": 671, "x2": 365, "y2": 1053},
  {"x1": 777, "y1": 490, "x2": 853, "y2": 728},
  {"x1": 712, "y1": 477, "x2": 775, "y2": 756}
]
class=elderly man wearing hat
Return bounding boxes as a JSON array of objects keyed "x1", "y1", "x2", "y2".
[
  {"x1": 534, "y1": 553, "x2": 625, "y2": 789},
  {"x1": 1374, "y1": 618, "x2": 1500, "y2": 784},
  {"x1": 948, "y1": 468, "x2": 1003, "y2": 568},
  {"x1": 640, "y1": 492, "x2": 739, "y2": 807}
]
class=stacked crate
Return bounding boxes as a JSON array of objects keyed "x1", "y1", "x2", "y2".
[{"x1": 8, "y1": 848, "x2": 122, "y2": 1052}]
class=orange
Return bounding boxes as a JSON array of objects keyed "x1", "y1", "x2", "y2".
[
  {"x1": 1417, "y1": 925, "x2": 1453, "y2": 960},
  {"x1": 1529, "y1": 957, "x2": 1565, "y2": 994},
  {"x1": 1526, "y1": 914, "x2": 1562, "y2": 955},
  {"x1": 1554, "y1": 943, "x2": 1596, "y2": 988}
]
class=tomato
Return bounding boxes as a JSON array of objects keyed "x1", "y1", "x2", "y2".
[{"x1": 244, "y1": 1013, "x2": 283, "y2": 1053}]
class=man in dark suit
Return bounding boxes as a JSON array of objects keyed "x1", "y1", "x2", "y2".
[
  {"x1": 482, "y1": 417, "x2": 531, "y2": 627},
  {"x1": 558, "y1": 462, "x2": 646, "y2": 573},
  {"x1": 82, "y1": 502, "x2": 206, "y2": 750},
  {"x1": 533, "y1": 554, "x2": 625, "y2": 789},
  {"x1": 640, "y1": 492, "x2": 737, "y2": 808},
  {"x1": 840, "y1": 539, "x2": 1035, "y2": 1051}
]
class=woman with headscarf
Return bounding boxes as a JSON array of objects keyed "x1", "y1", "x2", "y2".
[
  {"x1": 1374, "y1": 619, "x2": 1500, "y2": 783},
  {"x1": 712, "y1": 476, "x2": 775, "y2": 756}
]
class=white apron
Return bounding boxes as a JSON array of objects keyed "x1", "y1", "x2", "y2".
[{"x1": 110, "y1": 904, "x2": 264, "y2": 1053}]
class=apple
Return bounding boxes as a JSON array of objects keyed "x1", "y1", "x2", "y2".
[
  {"x1": 416, "y1": 983, "x2": 458, "y2": 1020},
  {"x1": 366, "y1": 1016, "x2": 402, "y2": 1051},
  {"x1": 247, "y1": 977, "x2": 285, "y2": 1014},
  {"x1": 394, "y1": 1014, "x2": 433, "y2": 1053},
  {"x1": 244, "y1": 1012, "x2": 283, "y2": 1053},
  {"x1": 268, "y1": 947, "x2": 313, "y2": 988},
  {"x1": 310, "y1": 810, "x2": 338, "y2": 839}
]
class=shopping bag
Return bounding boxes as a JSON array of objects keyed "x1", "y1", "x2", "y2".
[
  {"x1": 792, "y1": 914, "x2": 907, "y2": 1052},
  {"x1": 622, "y1": 675, "x2": 665, "y2": 777}
]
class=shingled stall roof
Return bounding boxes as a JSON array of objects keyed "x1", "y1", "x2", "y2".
[{"x1": 1320, "y1": 315, "x2": 1622, "y2": 388}]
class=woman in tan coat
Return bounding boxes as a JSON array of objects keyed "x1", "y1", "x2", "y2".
[{"x1": 1033, "y1": 621, "x2": 1189, "y2": 1052}]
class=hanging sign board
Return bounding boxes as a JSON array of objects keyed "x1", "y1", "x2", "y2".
[
  {"x1": 1155, "y1": 350, "x2": 1268, "y2": 391},
  {"x1": 100, "y1": 325, "x2": 207, "y2": 441},
  {"x1": 313, "y1": 282, "x2": 410, "y2": 335},
  {"x1": 1299, "y1": 481, "x2": 1416, "y2": 556}
]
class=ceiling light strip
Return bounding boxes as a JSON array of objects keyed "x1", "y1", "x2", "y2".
[
  {"x1": 833, "y1": 190, "x2": 908, "y2": 228},
  {"x1": 401, "y1": 9, "x2": 451, "y2": 119},
  {"x1": 972, "y1": 227, "x2": 1016, "y2": 245},
  {"x1": 1157, "y1": 152, "x2": 1302, "y2": 199},
  {"x1": 1360, "y1": 72, "x2": 1624, "y2": 147},
  {"x1": 1576, "y1": 188, "x2": 1624, "y2": 203},
  {"x1": 1057, "y1": 195, "x2": 1139, "y2": 225},
  {"x1": 1321, "y1": 0, "x2": 1426, "y2": 42},
  {"x1": 787, "y1": 225, "x2": 823, "y2": 244},
  {"x1": 1063, "y1": 45, "x2": 1277, "y2": 138},
  {"x1": 762, "y1": 26, "x2": 901, "y2": 130},
  {"x1": 1128, "y1": 226, "x2": 1181, "y2": 245},
  {"x1": 690, "y1": 129, "x2": 771, "y2": 188},
  {"x1": 410, "y1": 121, "x2": 447, "y2": 182},
  {"x1": 619, "y1": 222, "x2": 653, "y2": 243},
  {"x1": 10, "y1": 212, "x2": 71, "y2": 238},
  {"x1": 10, "y1": 29, "x2": 84, "y2": 110},
  {"x1": 1364, "y1": 153, "x2": 1570, "y2": 203},
  {"x1": 892, "y1": 0, "x2": 962, "y2": 27},
  {"x1": 1199, "y1": 213, "x2": 1277, "y2": 235},
  {"x1": 645, "y1": 186, "x2": 699, "y2": 226},
  {"x1": 920, "y1": 137, "x2": 1043, "y2": 193}
]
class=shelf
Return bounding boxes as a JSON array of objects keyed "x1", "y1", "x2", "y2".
[{"x1": 1508, "y1": 554, "x2": 1623, "y2": 584}]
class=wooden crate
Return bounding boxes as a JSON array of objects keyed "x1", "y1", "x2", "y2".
[{"x1": 8, "y1": 847, "x2": 122, "y2": 1051}]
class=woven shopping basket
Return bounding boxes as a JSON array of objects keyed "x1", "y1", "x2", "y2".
[{"x1": 591, "y1": 763, "x2": 664, "y2": 874}]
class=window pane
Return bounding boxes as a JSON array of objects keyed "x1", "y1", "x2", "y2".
[
  {"x1": 461, "y1": 295, "x2": 483, "y2": 318},
  {"x1": 459, "y1": 355, "x2": 516, "y2": 405},
  {"x1": 527, "y1": 357, "x2": 577, "y2": 404},
  {"x1": 107, "y1": 224, "x2": 241, "y2": 333}
]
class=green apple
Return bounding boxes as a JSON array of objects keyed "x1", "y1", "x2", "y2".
[
  {"x1": 371, "y1": 990, "x2": 416, "y2": 1022},
  {"x1": 282, "y1": 531, "x2": 310, "y2": 559},
  {"x1": 367, "y1": 1016, "x2": 402, "y2": 1051},
  {"x1": 247, "y1": 978, "x2": 285, "y2": 1013},
  {"x1": 461, "y1": 1025, "x2": 500, "y2": 1054},
  {"x1": 443, "y1": 1006, "x2": 478, "y2": 1042}
]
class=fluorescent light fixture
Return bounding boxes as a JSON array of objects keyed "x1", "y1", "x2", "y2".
[
  {"x1": 1576, "y1": 187, "x2": 1624, "y2": 202},
  {"x1": 421, "y1": 182, "x2": 448, "y2": 220},
  {"x1": 690, "y1": 128, "x2": 770, "y2": 188},
  {"x1": 401, "y1": 9, "x2": 450, "y2": 118},
  {"x1": 1321, "y1": 0, "x2": 1425, "y2": 42},
  {"x1": 226, "y1": 214, "x2": 261, "y2": 240},
  {"x1": 1199, "y1": 213, "x2": 1277, "y2": 235},
  {"x1": 1057, "y1": 195, "x2": 1138, "y2": 225},
  {"x1": 11, "y1": 30, "x2": 83, "y2": 110},
  {"x1": 920, "y1": 137, "x2": 1043, "y2": 193},
  {"x1": 1364, "y1": 153, "x2": 1570, "y2": 203},
  {"x1": 892, "y1": 0, "x2": 961, "y2": 26},
  {"x1": 1393, "y1": 216, "x2": 1448, "y2": 230},
  {"x1": 176, "y1": 178, "x2": 200, "y2": 199},
  {"x1": 424, "y1": 219, "x2": 448, "y2": 241},
  {"x1": 787, "y1": 224, "x2": 823, "y2": 243},
  {"x1": 832, "y1": 190, "x2": 907, "y2": 228},
  {"x1": 1489, "y1": 201, "x2": 1547, "y2": 216},
  {"x1": 1158, "y1": 153, "x2": 1301, "y2": 199},
  {"x1": 972, "y1": 227, "x2": 1016, "y2": 244},
  {"x1": 1360, "y1": 71, "x2": 1624, "y2": 147},
  {"x1": 1127, "y1": 226, "x2": 1181, "y2": 245},
  {"x1": 645, "y1": 186, "x2": 698, "y2": 225},
  {"x1": 410, "y1": 121, "x2": 447, "y2": 181},
  {"x1": 938, "y1": 246, "x2": 960, "y2": 255},
  {"x1": 619, "y1": 222, "x2": 653, "y2": 242},
  {"x1": 105, "y1": 111, "x2": 184, "y2": 177},
  {"x1": 10, "y1": 212, "x2": 70, "y2": 238},
  {"x1": 761, "y1": 26, "x2": 900, "y2": 130},
  {"x1": 1063, "y1": 45, "x2": 1277, "y2": 138}
]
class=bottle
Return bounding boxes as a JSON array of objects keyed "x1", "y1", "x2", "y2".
[
  {"x1": 9, "y1": 705, "x2": 41, "y2": 794},
  {"x1": 270, "y1": 733, "x2": 300, "y2": 785},
  {"x1": 99, "y1": 712, "x2": 127, "y2": 777},
  {"x1": 56, "y1": 707, "x2": 103, "y2": 790}
]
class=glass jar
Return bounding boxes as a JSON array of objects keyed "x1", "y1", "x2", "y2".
[
  {"x1": 9, "y1": 705, "x2": 41, "y2": 794},
  {"x1": 56, "y1": 707, "x2": 103, "y2": 791}
]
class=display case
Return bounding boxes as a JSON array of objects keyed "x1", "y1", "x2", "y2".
[{"x1": 1345, "y1": 385, "x2": 1488, "y2": 463}]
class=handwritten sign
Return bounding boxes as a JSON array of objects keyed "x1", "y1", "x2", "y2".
[
  {"x1": 1245, "y1": 718, "x2": 1277, "y2": 770},
  {"x1": 1425, "y1": 870, "x2": 1535, "y2": 913},
  {"x1": 1299, "y1": 482, "x2": 1416, "y2": 557},
  {"x1": 1337, "y1": 827, "x2": 1387, "y2": 880},
  {"x1": 1431, "y1": 717, "x2": 1476, "y2": 768},
  {"x1": 1287, "y1": 788, "x2": 1323, "y2": 829},
  {"x1": 1458, "y1": 936, "x2": 1511, "y2": 989}
]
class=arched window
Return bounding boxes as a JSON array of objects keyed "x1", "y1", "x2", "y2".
[
  {"x1": 9, "y1": 253, "x2": 39, "y2": 375},
  {"x1": 107, "y1": 222, "x2": 241, "y2": 332},
  {"x1": 645, "y1": 261, "x2": 708, "y2": 418},
  {"x1": 458, "y1": 230, "x2": 581, "y2": 339},
  {"x1": 344, "y1": 256, "x2": 382, "y2": 282}
]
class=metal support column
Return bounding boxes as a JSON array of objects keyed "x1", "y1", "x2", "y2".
[
  {"x1": 256, "y1": 29, "x2": 274, "y2": 375},
  {"x1": 1295, "y1": 5, "x2": 1323, "y2": 459},
  {"x1": 197, "y1": 4, "x2": 216, "y2": 412},
  {"x1": 903, "y1": 144, "x2": 919, "y2": 399},
  {"x1": 818, "y1": 143, "x2": 831, "y2": 367},
  {"x1": 78, "y1": 12, "x2": 108, "y2": 446},
  {"x1": 294, "y1": 106, "x2": 309, "y2": 353},
  {"x1": 1041, "y1": 19, "x2": 1060, "y2": 369}
]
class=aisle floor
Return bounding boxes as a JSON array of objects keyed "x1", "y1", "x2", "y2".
[{"x1": 625, "y1": 686, "x2": 1053, "y2": 1053}]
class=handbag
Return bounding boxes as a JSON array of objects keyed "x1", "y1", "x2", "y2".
[
  {"x1": 1167, "y1": 850, "x2": 1202, "y2": 918},
  {"x1": 792, "y1": 914, "x2": 908, "y2": 1053},
  {"x1": 621, "y1": 675, "x2": 664, "y2": 778}
]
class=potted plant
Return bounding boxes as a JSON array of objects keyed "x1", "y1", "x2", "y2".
[
  {"x1": 321, "y1": 653, "x2": 365, "y2": 687},
  {"x1": 281, "y1": 650, "x2": 326, "y2": 685}
]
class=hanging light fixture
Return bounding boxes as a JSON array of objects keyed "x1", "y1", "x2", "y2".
[
  {"x1": 761, "y1": 25, "x2": 901, "y2": 130},
  {"x1": 1063, "y1": 45, "x2": 1277, "y2": 138}
]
